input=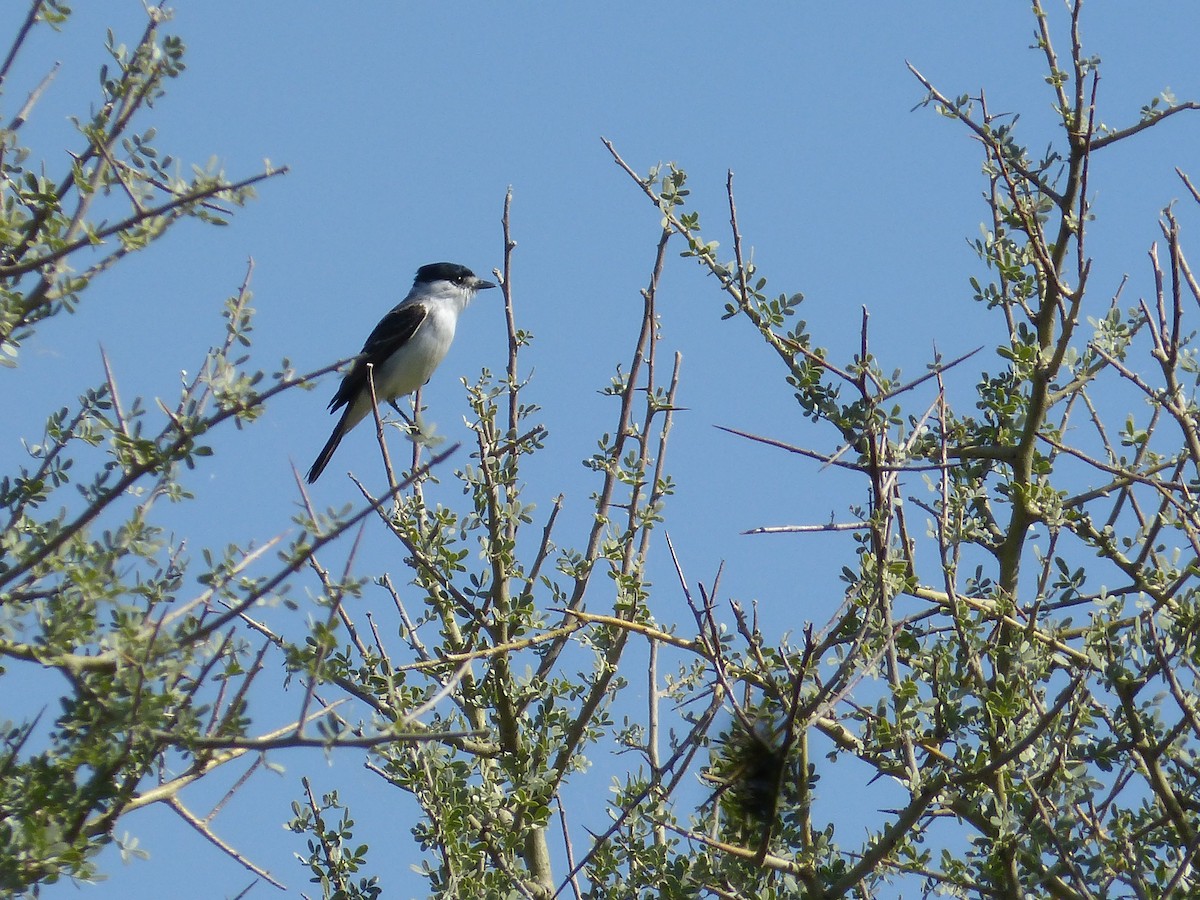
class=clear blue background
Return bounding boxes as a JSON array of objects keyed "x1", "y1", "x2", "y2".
[{"x1": 4, "y1": 3, "x2": 1199, "y2": 897}]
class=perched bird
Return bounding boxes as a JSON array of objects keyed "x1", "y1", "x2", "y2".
[{"x1": 306, "y1": 262, "x2": 496, "y2": 483}]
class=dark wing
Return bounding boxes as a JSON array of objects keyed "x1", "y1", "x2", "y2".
[{"x1": 327, "y1": 302, "x2": 428, "y2": 413}]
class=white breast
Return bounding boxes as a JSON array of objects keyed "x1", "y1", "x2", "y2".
[{"x1": 375, "y1": 307, "x2": 457, "y2": 399}]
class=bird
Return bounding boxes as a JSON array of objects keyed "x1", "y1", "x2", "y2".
[{"x1": 306, "y1": 262, "x2": 496, "y2": 483}]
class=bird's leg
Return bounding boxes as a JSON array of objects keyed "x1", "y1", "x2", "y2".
[{"x1": 388, "y1": 398, "x2": 416, "y2": 427}]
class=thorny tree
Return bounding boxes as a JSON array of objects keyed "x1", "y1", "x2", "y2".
[
  {"x1": 8, "y1": 3, "x2": 1200, "y2": 900},
  {"x1": 571, "y1": 4, "x2": 1200, "y2": 898}
]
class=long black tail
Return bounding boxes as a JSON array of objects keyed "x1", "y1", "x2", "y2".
[{"x1": 306, "y1": 416, "x2": 348, "y2": 483}]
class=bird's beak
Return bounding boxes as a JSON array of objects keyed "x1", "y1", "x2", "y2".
[{"x1": 474, "y1": 277, "x2": 498, "y2": 291}]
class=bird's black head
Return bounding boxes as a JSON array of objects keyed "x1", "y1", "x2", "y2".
[
  {"x1": 413, "y1": 262, "x2": 497, "y2": 293},
  {"x1": 415, "y1": 262, "x2": 481, "y2": 287}
]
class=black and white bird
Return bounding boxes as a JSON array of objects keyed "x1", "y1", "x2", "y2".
[{"x1": 306, "y1": 262, "x2": 496, "y2": 483}]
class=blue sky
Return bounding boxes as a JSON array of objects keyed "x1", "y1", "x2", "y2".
[{"x1": 5, "y1": 2, "x2": 1200, "y2": 897}]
